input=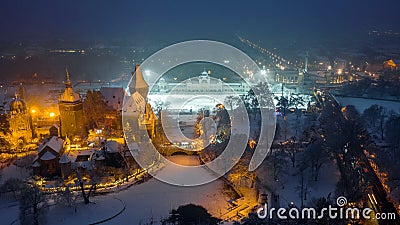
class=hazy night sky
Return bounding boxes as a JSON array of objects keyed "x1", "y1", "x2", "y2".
[{"x1": 1, "y1": 0, "x2": 400, "y2": 44}]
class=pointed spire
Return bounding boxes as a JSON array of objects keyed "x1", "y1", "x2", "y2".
[
  {"x1": 134, "y1": 65, "x2": 149, "y2": 89},
  {"x1": 65, "y1": 66, "x2": 72, "y2": 88},
  {"x1": 129, "y1": 65, "x2": 149, "y2": 100},
  {"x1": 18, "y1": 83, "x2": 25, "y2": 100},
  {"x1": 304, "y1": 51, "x2": 308, "y2": 73}
]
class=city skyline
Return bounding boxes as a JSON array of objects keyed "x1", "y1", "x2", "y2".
[
  {"x1": 1, "y1": 1, "x2": 400, "y2": 224},
  {"x1": 1, "y1": 0, "x2": 400, "y2": 43}
]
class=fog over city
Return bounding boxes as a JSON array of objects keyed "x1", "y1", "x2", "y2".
[{"x1": 1, "y1": 1, "x2": 400, "y2": 225}]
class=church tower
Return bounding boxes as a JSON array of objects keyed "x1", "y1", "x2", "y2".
[
  {"x1": 129, "y1": 65, "x2": 149, "y2": 100},
  {"x1": 9, "y1": 94, "x2": 32, "y2": 141},
  {"x1": 58, "y1": 68, "x2": 85, "y2": 138}
]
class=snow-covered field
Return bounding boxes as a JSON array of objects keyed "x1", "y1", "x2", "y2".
[
  {"x1": 0, "y1": 156, "x2": 233, "y2": 224},
  {"x1": 336, "y1": 96, "x2": 400, "y2": 114},
  {"x1": 149, "y1": 93, "x2": 229, "y2": 111},
  {"x1": 0, "y1": 165, "x2": 31, "y2": 185},
  {"x1": 0, "y1": 198, "x2": 19, "y2": 225},
  {"x1": 277, "y1": 159, "x2": 340, "y2": 207},
  {"x1": 260, "y1": 113, "x2": 340, "y2": 208}
]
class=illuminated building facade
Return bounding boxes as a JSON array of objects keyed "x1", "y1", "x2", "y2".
[
  {"x1": 275, "y1": 70, "x2": 304, "y2": 84},
  {"x1": 58, "y1": 68, "x2": 85, "y2": 138},
  {"x1": 9, "y1": 95, "x2": 32, "y2": 142},
  {"x1": 153, "y1": 70, "x2": 250, "y2": 94}
]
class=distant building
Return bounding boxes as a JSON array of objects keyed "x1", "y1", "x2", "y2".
[
  {"x1": 333, "y1": 58, "x2": 347, "y2": 72},
  {"x1": 275, "y1": 70, "x2": 304, "y2": 85},
  {"x1": 153, "y1": 70, "x2": 250, "y2": 94},
  {"x1": 9, "y1": 94, "x2": 32, "y2": 142},
  {"x1": 32, "y1": 136, "x2": 65, "y2": 177},
  {"x1": 383, "y1": 59, "x2": 398, "y2": 71},
  {"x1": 58, "y1": 68, "x2": 85, "y2": 138}
]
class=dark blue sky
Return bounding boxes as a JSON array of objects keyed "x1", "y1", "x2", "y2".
[{"x1": 1, "y1": 0, "x2": 400, "y2": 43}]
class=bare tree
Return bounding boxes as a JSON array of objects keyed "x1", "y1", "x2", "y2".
[
  {"x1": 75, "y1": 169, "x2": 98, "y2": 204},
  {"x1": 283, "y1": 140, "x2": 300, "y2": 168},
  {"x1": 385, "y1": 115, "x2": 400, "y2": 160},
  {"x1": 363, "y1": 105, "x2": 389, "y2": 140},
  {"x1": 55, "y1": 185, "x2": 77, "y2": 208},
  {"x1": 296, "y1": 160, "x2": 309, "y2": 208},
  {"x1": 363, "y1": 104, "x2": 381, "y2": 128},
  {"x1": 224, "y1": 95, "x2": 240, "y2": 111},
  {"x1": 19, "y1": 185, "x2": 47, "y2": 225},
  {"x1": 0, "y1": 178, "x2": 25, "y2": 200},
  {"x1": 302, "y1": 139, "x2": 329, "y2": 181}
]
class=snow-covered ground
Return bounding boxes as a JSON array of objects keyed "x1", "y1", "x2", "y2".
[
  {"x1": 0, "y1": 164, "x2": 31, "y2": 185},
  {"x1": 259, "y1": 112, "x2": 340, "y2": 208},
  {"x1": 277, "y1": 158, "x2": 339, "y2": 207},
  {"x1": 44, "y1": 155, "x2": 233, "y2": 225},
  {"x1": 0, "y1": 198, "x2": 19, "y2": 225},
  {"x1": 149, "y1": 94, "x2": 228, "y2": 112},
  {"x1": 336, "y1": 96, "x2": 400, "y2": 114}
]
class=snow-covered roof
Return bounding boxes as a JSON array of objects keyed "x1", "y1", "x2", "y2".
[
  {"x1": 39, "y1": 136, "x2": 64, "y2": 154},
  {"x1": 32, "y1": 161, "x2": 41, "y2": 167},
  {"x1": 38, "y1": 136, "x2": 64, "y2": 153},
  {"x1": 41, "y1": 151, "x2": 56, "y2": 161},
  {"x1": 105, "y1": 140, "x2": 121, "y2": 153},
  {"x1": 76, "y1": 149, "x2": 95, "y2": 156},
  {"x1": 123, "y1": 92, "x2": 146, "y2": 115},
  {"x1": 100, "y1": 87, "x2": 126, "y2": 110},
  {"x1": 95, "y1": 155, "x2": 105, "y2": 161},
  {"x1": 131, "y1": 92, "x2": 146, "y2": 111},
  {"x1": 59, "y1": 153, "x2": 73, "y2": 164}
]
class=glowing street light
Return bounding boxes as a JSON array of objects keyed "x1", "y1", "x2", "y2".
[
  {"x1": 49, "y1": 112, "x2": 55, "y2": 117},
  {"x1": 249, "y1": 139, "x2": 257, "y2": 149}
]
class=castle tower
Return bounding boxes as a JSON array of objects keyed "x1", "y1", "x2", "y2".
[
  {"x1": 129, "y1": 65, "x2": 149, "y2": 100},
  {"x1": 58, "y1": 68, "x2": 85, "y2": 138}
]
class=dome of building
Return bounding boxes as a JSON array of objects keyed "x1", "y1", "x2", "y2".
[
  {"x1": 200, "y1": 70, "x2": 209, "y2": 77},
  {"x1": 10, "y1": 97, "x2": 27, "y2": 114}
]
